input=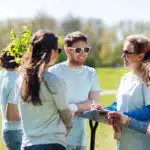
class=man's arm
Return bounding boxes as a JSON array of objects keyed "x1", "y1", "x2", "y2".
[
  {"x1": 76, "y1": 70, "x2": 101, "y2": 113},
  {"x1": 76, "y1": 91, "x2": 100, "y2": 112}
]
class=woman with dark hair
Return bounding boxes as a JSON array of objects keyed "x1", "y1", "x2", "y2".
[
  {"x1": 0, "y1": 45, "x2": 22, "y2": 150},
  {"x1": 106, "y1": 35, "x2": 150, "y2": 150},
  {"x1": 10, "y1": 30, "x2": 72, "y2": 150}
]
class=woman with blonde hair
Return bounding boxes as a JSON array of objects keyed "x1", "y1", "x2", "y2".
[{"x1": 106, "y1": 34, "x2": 150, "y2": 150}]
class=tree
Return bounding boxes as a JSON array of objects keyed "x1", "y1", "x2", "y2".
[{"x1": 61, "y1": 14, "x2": 82, "y2": 35}]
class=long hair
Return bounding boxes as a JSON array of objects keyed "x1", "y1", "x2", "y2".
[
  {"x1": 21, "y1": 30, "x2": 59, "y2": 106},
  {"x1": 125, "y1": 35, "x2": 150, "y2": 85}
]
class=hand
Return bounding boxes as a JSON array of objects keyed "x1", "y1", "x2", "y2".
[
  {"x1": 107, "y1": 111, "x2": 122, "y2": 130},
  {"x1": 65, "y1": 128, "x2": 71, "y2": 137},
  {"x1": 107, "y1": 111, "x2": 122, "y2": 140},
  {"x1": 74, "y1": 111, "x2": 82, "y2": 116},
  {"x1": 90, "y1": 104, "x2": 104, "y2": 110}
]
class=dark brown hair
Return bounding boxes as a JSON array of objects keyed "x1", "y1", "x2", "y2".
[
  {"x1": 125, "y1": 35, "x2": 150, "y2": 85},
  {"x1": 0, "y1": 43, "x2": 19, "y2": 69},
  {"x1": 64, "y1": 31, "x2": 87, "y2": 47},
  {"x1": 21, "y1": 30, "x2": 59, "y2": 106}
]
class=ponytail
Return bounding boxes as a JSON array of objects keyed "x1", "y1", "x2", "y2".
[
  {"x1": 21, "y1": 48, "x2": 51, "y2": 105},
  {"x1": 21, "y1": 30, "x2": 59, "y2": 106}
]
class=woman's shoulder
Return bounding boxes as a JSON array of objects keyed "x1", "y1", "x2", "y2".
[
  {"x1": 121, "y1": 72, "x2": 132, "y2": 80},
  {"x1": 43, "y1": 71, "x2": 62, "y2": 83},
  {"x1": 43, "y1": 71, "x2": 65, "y2": 92}
]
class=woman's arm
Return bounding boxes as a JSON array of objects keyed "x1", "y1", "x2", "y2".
[
  {"x1": 124, "y1": 105, "x2": 150, "y2": 121},
  {"x1": 105, "y1": 101, "x2": 117, "y2": 111},
  {"x1": 128, "y1": 117, "x2": 149, "y2": 134},
  {"x1": 45, "y1": 76, "x2": 73, "y2": 135},
  {"x1": 105, "y1": 100, "x2": 150, "y2": 121},
  {"x1": 108, "y1": 111, "x2": 150, "y2": 134}
]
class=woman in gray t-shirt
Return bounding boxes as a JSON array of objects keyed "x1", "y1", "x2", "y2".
[{"x1": 11, "y1": 30, "x2": 73, "y2": 150}]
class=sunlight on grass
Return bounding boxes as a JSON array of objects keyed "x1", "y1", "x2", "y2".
[{"x1": 97, "y1": 67, "x2": 129, "y2": 90}]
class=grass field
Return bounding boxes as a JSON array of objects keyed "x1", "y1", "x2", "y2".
[{"x1": 0, "y1": 67, "x2": 129, "y2": 150}]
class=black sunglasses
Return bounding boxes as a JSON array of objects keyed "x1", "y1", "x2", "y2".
[
  {"x1": 58, "y1": 48, "x2": 62, "y2": 54},
  {"x1": 69, "y1": 47, "x2": 91, "y2": 53},
  {"x1": 122, "y1": 50, "x2": 137, "y2": 55}
]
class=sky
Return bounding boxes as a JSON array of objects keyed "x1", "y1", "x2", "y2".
[{"x1": 0, "y1": 0, "x2": 150, "y2": 25}]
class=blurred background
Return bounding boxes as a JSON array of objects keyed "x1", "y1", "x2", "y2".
[
  {"x1": 0, "y1": 0, "x2": 149, "y2": 149},
  {"x1": 0, "y1": 0, "x2": 150, "y2": 67}
]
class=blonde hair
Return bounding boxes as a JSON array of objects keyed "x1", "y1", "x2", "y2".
[{"x1": 125, "y1": 34, "x2": 150, "y2": 85}]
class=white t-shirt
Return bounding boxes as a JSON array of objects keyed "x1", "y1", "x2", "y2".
[
  {"x1": 48, "y1": 61, "x2": 101, "y2": 146},
  {"x1": 116, "y1": 72, "x2": 150, "y2": 150}
]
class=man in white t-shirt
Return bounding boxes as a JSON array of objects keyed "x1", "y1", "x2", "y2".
[{"x1": 48, "y1": 31, "x2": 101, "y2": 150}]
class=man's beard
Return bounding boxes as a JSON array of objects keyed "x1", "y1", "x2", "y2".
[{"x1": 69, "y1": 57, "x2": 86, "y2": 66}]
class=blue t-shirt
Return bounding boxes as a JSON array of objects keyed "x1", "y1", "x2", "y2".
[
  {"x1": 48, "y1": 61, "x2": 101, "y2": 146},
  {"x1": 0, "y1": 70, "x2": 21, "y2": 131}
]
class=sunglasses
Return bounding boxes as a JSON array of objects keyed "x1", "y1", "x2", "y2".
[
  {"x1": 58, "y1": 48, "x2": 62, "y2": 54},
  {"x1": 69, "y1": 47, "x2": 91, "y2": 53},
  {"x1": 122, "y1": 50, "x2": 137, "y2": 55}
]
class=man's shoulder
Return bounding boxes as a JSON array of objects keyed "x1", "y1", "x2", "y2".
[
  {"x1": 44, "y1": 71, "x2": 59, "y2": 81},
  {"x1": 83, "y1": 65, "x2": 96, "y2": 73},
  {"x1": 48, "y1": 61, "x2": 66, "y2": 72},
  {"x1": 122, "y1": 72, "x2": 131, "y2": 79}
]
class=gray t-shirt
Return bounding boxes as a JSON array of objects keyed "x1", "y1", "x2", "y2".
[{"x1": 11, "y1": 71, "x2": 68, "y2": 147}]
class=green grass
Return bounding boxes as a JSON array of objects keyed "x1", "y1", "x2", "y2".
[
  {"x1": 97, "y1": 67, "x2": 129, "y2": 90},
  {"x1": 0, "y1": 67, "x2": 128, "y2": 149},
  {"x1": 0, "y1": 114, "x2": 6, "y2": 149}
]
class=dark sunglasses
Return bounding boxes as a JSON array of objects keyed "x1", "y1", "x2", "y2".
[
  {"x1": 69, "y1": 47, "x2": 91, "y2": 53},
  {"x1": 58, "y1": 48, "x2": 62, "y2": 54},
  {"x1": 122, "y1": 50, "x2": 137, "y2": 55}
]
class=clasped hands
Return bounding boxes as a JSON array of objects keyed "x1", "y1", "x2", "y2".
[{"x1": 89, "y1": 104, "x2": 130, "y2": 140}]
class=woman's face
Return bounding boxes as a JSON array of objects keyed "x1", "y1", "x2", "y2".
[
  {"x1": 47, "y1": 49, "x2": 60, "y2": 67},
  {"x1": 122, "y1": 41, "x2": 144, "y2": 69}
]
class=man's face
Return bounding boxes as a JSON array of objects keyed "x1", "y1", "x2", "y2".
[{"x1": 66, "y1": 40, "x2": 89, "y2": 66}]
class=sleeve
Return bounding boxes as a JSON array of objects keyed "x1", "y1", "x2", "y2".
[
  {"x1": 128, "y1": 118, "x2": 149, "y2": 134},
  {"x1": 48, "y1": 65, "x2": 59, "y2": 76},
  {"x1": 54, "y1": 79, "x2": 69, "y2": 110},
  {"x1": 90, "y1": 70, "x2": 101, "y2": 92},
  {"x1": 124, "y1": 105, "x2": 150, "y2": 121},
  {"x1": 105, "y1": 101, "x2": 117, "y2": 111},
  {"x1": 7, "y1": 79, "x2": 20, "y2": 104},
  {"x1": 0, "y1": 81, "x2": 8, "y2": 105},
  {"x1": 45, "y1": 76, "x2": 68, "y2": 111},
  {"x1": 46, "y1": 77, "x2": 73, "y2": 130}
]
